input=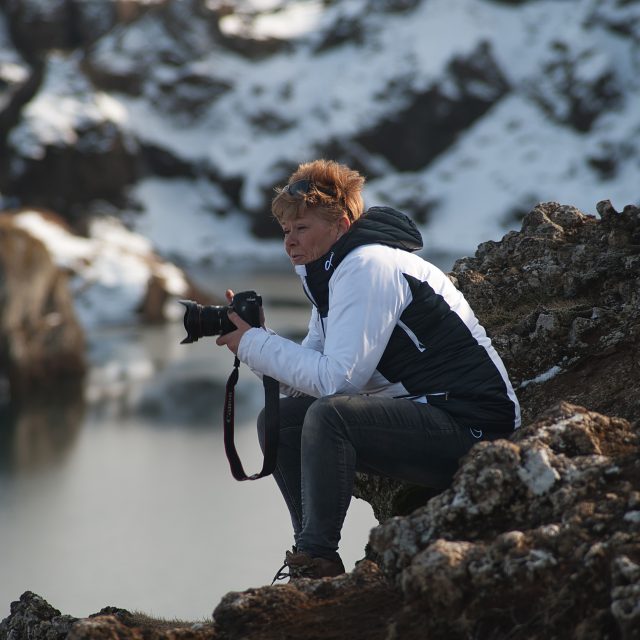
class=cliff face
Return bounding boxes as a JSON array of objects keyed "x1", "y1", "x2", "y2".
[{"x1": 2, "y1": 201, "x2": 639, "y2": 640}]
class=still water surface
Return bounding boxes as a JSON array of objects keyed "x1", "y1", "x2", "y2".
[{"x1": 0, "y1": 270, "x2": 378, "y2": 621}]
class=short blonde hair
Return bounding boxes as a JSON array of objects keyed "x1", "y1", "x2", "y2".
[{"x1": 272, "y1": 159, "x2": 365, "y2": 224}]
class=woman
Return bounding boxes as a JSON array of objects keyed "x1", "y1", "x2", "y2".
[{"x1": 216, "y1": 159, "x2": 520, "y2": 580}]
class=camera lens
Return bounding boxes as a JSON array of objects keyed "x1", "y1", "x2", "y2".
[
  {"x1": 179, "y1": 300, "x2": 234, "y2": 343},
  {"x1": 199, "y1": 305, "x2": 234, "y2": 336}
]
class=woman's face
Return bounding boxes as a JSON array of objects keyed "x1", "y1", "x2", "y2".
[{"x1": 282, "y1": 210, "x2": 349, "y2": 266}]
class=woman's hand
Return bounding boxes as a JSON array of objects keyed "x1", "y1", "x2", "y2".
[
  {"x1": 216, "y1": 310, "x2": 252, "y2": 354},
  {"x1": 215, "y1": 288, "x2": 263, "y2": 354}
]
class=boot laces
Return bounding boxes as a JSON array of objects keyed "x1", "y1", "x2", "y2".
[{"x1": 271, "y1": 549, "x2": 315, "y2": 584}]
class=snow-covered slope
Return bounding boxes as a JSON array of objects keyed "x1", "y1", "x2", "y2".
[{"x1": 1, "y1": 0, "x2": 638, "y2": 268}]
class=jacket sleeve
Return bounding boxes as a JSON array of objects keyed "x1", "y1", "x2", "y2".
[
  {"x1": 300, "y1": 307, "x2": 324, "y2": 352},
  {"x1": 272, "y1": 310, "x2": 324, "y2": 397},
  {"x1": 237, "y1": 247, "x2": 408, "y2": 397}
]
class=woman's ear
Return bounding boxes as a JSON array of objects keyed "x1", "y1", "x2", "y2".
[{"x1": 337, "y1": 214, "x2": 351, "y2": 238}]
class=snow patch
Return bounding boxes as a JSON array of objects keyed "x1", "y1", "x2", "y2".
[
  {"x1": 220, "y1": 1, "x2": 324, "y2": 40},
  {"x1": 7, "y1": 52, "x2": 134, "y2": 165},
  {"x1": 517, "y1": 447, "x2": 560, "y2": 496},
  {"x1": 123, "y1": 178, "x2": 283, "y2": 266},
  {"x1": 13, "y1": 210, "x2": 190, "y2": 330},
  {"x1": 519, "y1": 365, "x2": 563, "y2": 389}
]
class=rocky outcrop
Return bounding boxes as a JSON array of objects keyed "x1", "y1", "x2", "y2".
[
  {"x1": 526, "y1": 39, "x2": 621, "y2": 132},
  {"x1": 452, "y1": 200, "x2": 640, "y2": 427},
  {"x1": 1, "y1": 0, "x2": 164, "y2": 58},
  {"x1": 83, "y1": 0, "x2": 224, "y2": 98},
  {"x1": 0, "y1": 213, "x2": 86, "y2": 402},
  {"x1": 0, "y1": 207, "x2": 215, "y2": 404},
  {"x1": 0, "y1": 592, "x2": 78, "y2": 640},
  {"x1": 1, "y1": 53, "x2": 139, "y2": 224},
  {"x1": 370, "y1": 401, "x2": 640, "y2": 639}
]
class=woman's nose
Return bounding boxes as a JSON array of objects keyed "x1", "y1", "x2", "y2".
[{"x1": 285, "y1": 231, "x2": 297, "y2": 248}]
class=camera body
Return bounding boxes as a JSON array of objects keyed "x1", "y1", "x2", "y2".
[{"x1": 179, "y1": 290, "x2": 262, "y2": 344}]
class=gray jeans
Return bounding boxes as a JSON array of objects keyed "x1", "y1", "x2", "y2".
[{"x1": 257, "y1": 394, "x2": 485, "y2": 562}]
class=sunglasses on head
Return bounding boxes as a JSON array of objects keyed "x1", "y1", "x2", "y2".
[{"x1": 283, "y1": 178, "x2": 337, "y2": 198}]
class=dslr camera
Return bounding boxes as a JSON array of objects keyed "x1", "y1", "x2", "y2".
[{"x1": 179, "y1": 290, "x2": 262, "y2": 344}]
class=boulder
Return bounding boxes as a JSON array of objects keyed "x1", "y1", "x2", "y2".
[
  {"x1": 0, "y1": 212, "x2": 86, "y2": 402},
  {"x1": 8, "y1": 208, "x2": 214, "y2": 328},
  {"x1": 0, "y1": 592, "x2": 78, "y2": 640},
  {"x1": 452, "y1": 200, "x2": 640, "y2": 426},
  {"x1": 370, "y1": 401, "x2": 640, "y2": 639}
]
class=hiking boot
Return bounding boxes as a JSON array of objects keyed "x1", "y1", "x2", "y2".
[{"x1": 272, "y1": 549, "x2": 345, "y2": 584}]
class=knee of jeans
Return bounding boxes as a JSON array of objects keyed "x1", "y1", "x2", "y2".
[{"x1": 301, "y1": 395, "x2": 346, "y2": 445}]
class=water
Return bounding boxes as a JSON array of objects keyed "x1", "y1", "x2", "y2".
[{"x1": 0, "y1": 269, "x2": 378, "y2": 621}]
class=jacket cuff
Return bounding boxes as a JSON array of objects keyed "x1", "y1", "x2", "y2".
[{"x1": 237, "y1": 327, "x2": 270, "y2": 366}]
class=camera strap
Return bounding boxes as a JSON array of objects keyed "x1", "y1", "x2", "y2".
[{"x1": 223, "y1": 356, "x2": 279, "y2": 481}]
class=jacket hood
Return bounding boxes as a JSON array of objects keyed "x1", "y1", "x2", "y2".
[{"x1": 341, "y1": 206, "x2": 423, "y2": 254}]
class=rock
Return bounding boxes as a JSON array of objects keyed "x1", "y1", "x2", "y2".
[
  {"x1": 354, "y1": 40, "x2": 509, "y2": 171},
  {"x1": 212, "y1": 560, "x2": 400, "y2": 640},
  {"x1": 369, "y1": 401, "x2": 640, "y2": 639},
  {"x1": 1, "y1": 0, "x2": 160, "y2": 58},
  {"x1": 0, "y1": 591, "x2": 78, "y2": 640},
  {"x1": 0, "y1": 212, "x2": 86, "y2": 402},
  {"x1": 0, "y1": 21, "x2": 40, "y2": 143},
  {"x1": 453, "y1": 200, "x2": 640, "y2": 428},
  {"x1": 85, "y1": 0, "x2": 225, "y2": 98},
  {"x1": 0, "y1": 593, "x2": 218, "y2": 640},
  {"x1": 4, "y1": 401, "x2": 638, "y2": 639},
  {"x1": 2, "y1": 53, "x2": 138, "y2": 223},
  {"x1": 365, "y1": 0, "x2": 422, "y2": 12},
  {"x1": 2, "y1": 0, "x2": 74, "y2": 56},
  {"x1": 2, "y1": 0, "x2": 637, "y2": 237},
  {"x1": 526, "y1": 39, "x2": 622, "y2": 132},
  {"x1": 7, "y1": 208, "x2": 212, "y2": 328}
]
